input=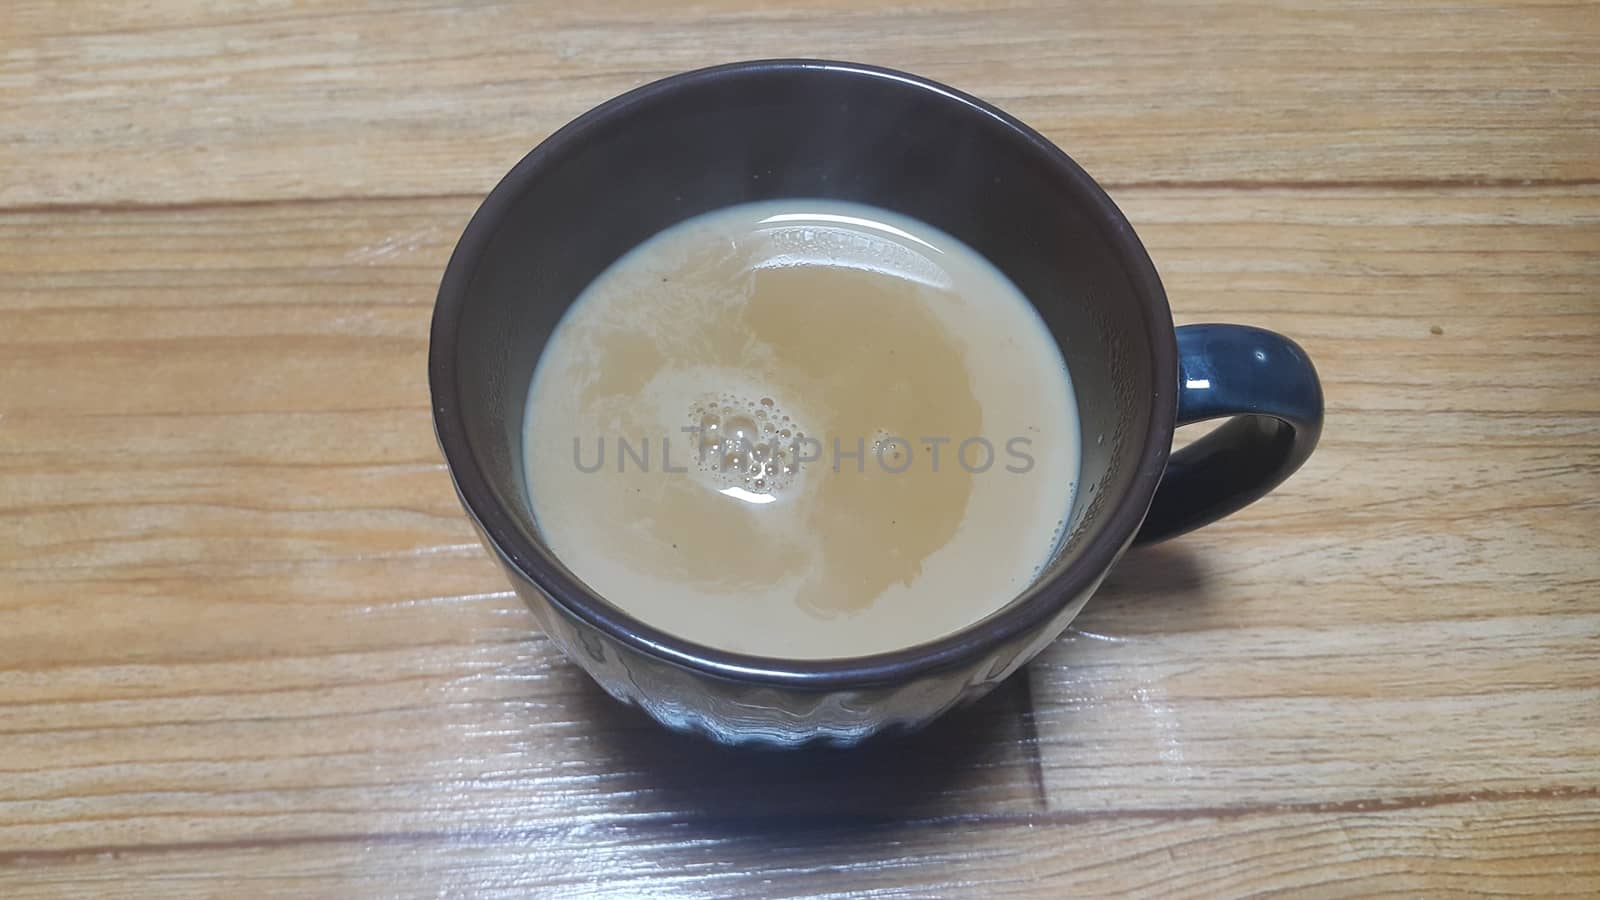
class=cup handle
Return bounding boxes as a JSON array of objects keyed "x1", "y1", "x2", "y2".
[{"x1": 1134, "y1": 324, "x2": 1324, "y2": 544}]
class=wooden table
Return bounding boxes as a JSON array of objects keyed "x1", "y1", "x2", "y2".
[{"x1": 3, "y1": 1, "x2": 1597, "y2": 895}]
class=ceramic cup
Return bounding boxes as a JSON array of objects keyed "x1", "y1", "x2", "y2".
[{"x1": 429, "y1": 60, "x2": 1324, "y2": 747}]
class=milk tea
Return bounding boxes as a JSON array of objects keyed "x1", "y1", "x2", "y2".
[{"x1": 522, "y1": 200, "x2": 1080, "y2": 659}]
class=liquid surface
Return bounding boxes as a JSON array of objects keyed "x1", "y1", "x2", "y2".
[{"x1": 523, "y1": 200, "x2": 1080, "y2": 659}]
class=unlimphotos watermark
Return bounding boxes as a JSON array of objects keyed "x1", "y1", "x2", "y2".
[{"x1": 569, "y1": 431, "x2": 1037, "y2": 476}]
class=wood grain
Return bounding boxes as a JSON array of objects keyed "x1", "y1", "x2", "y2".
[
  {"x1": 2, "y1": 0, "x2": 1598, "y2": 895},
  {"x1": 4, "y1": 0, "x2": 1597, "y2": 207}
]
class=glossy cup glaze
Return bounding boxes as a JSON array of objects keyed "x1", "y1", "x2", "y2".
[{"x1": 429, "y1": 60, "x2": 1324, "y2": 747}]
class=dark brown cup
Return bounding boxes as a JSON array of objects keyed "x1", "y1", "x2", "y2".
[{"x1": 429, "y1": 60, "x2": 1323, "y2": 746}]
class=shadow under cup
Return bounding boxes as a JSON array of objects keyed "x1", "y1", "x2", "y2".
[{"x1": 430, "y1": 60, "x2": 1177, "y2": 746}]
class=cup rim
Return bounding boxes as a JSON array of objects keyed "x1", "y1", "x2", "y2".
[{"x1": 429, "y1": 58, "x2": 1177, "y2": 690}]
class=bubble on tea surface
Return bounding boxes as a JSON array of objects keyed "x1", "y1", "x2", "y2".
[
  {"x1": 868, "y1": 428, "x2": 910, "y2": 469},
  {"x1": 724, "y1": 415, "x2": 759, "y2": 446},
  {"x1": 690, "y1": 405, "x2": 725, "y2": 460},
  {"x1": 688, "y1": 392, "x2": 806, "y2": 499}
]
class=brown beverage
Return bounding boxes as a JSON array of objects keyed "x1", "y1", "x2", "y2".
[{"x1": 522, "y1": 200, "x2": 1080, "y2": 659}]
